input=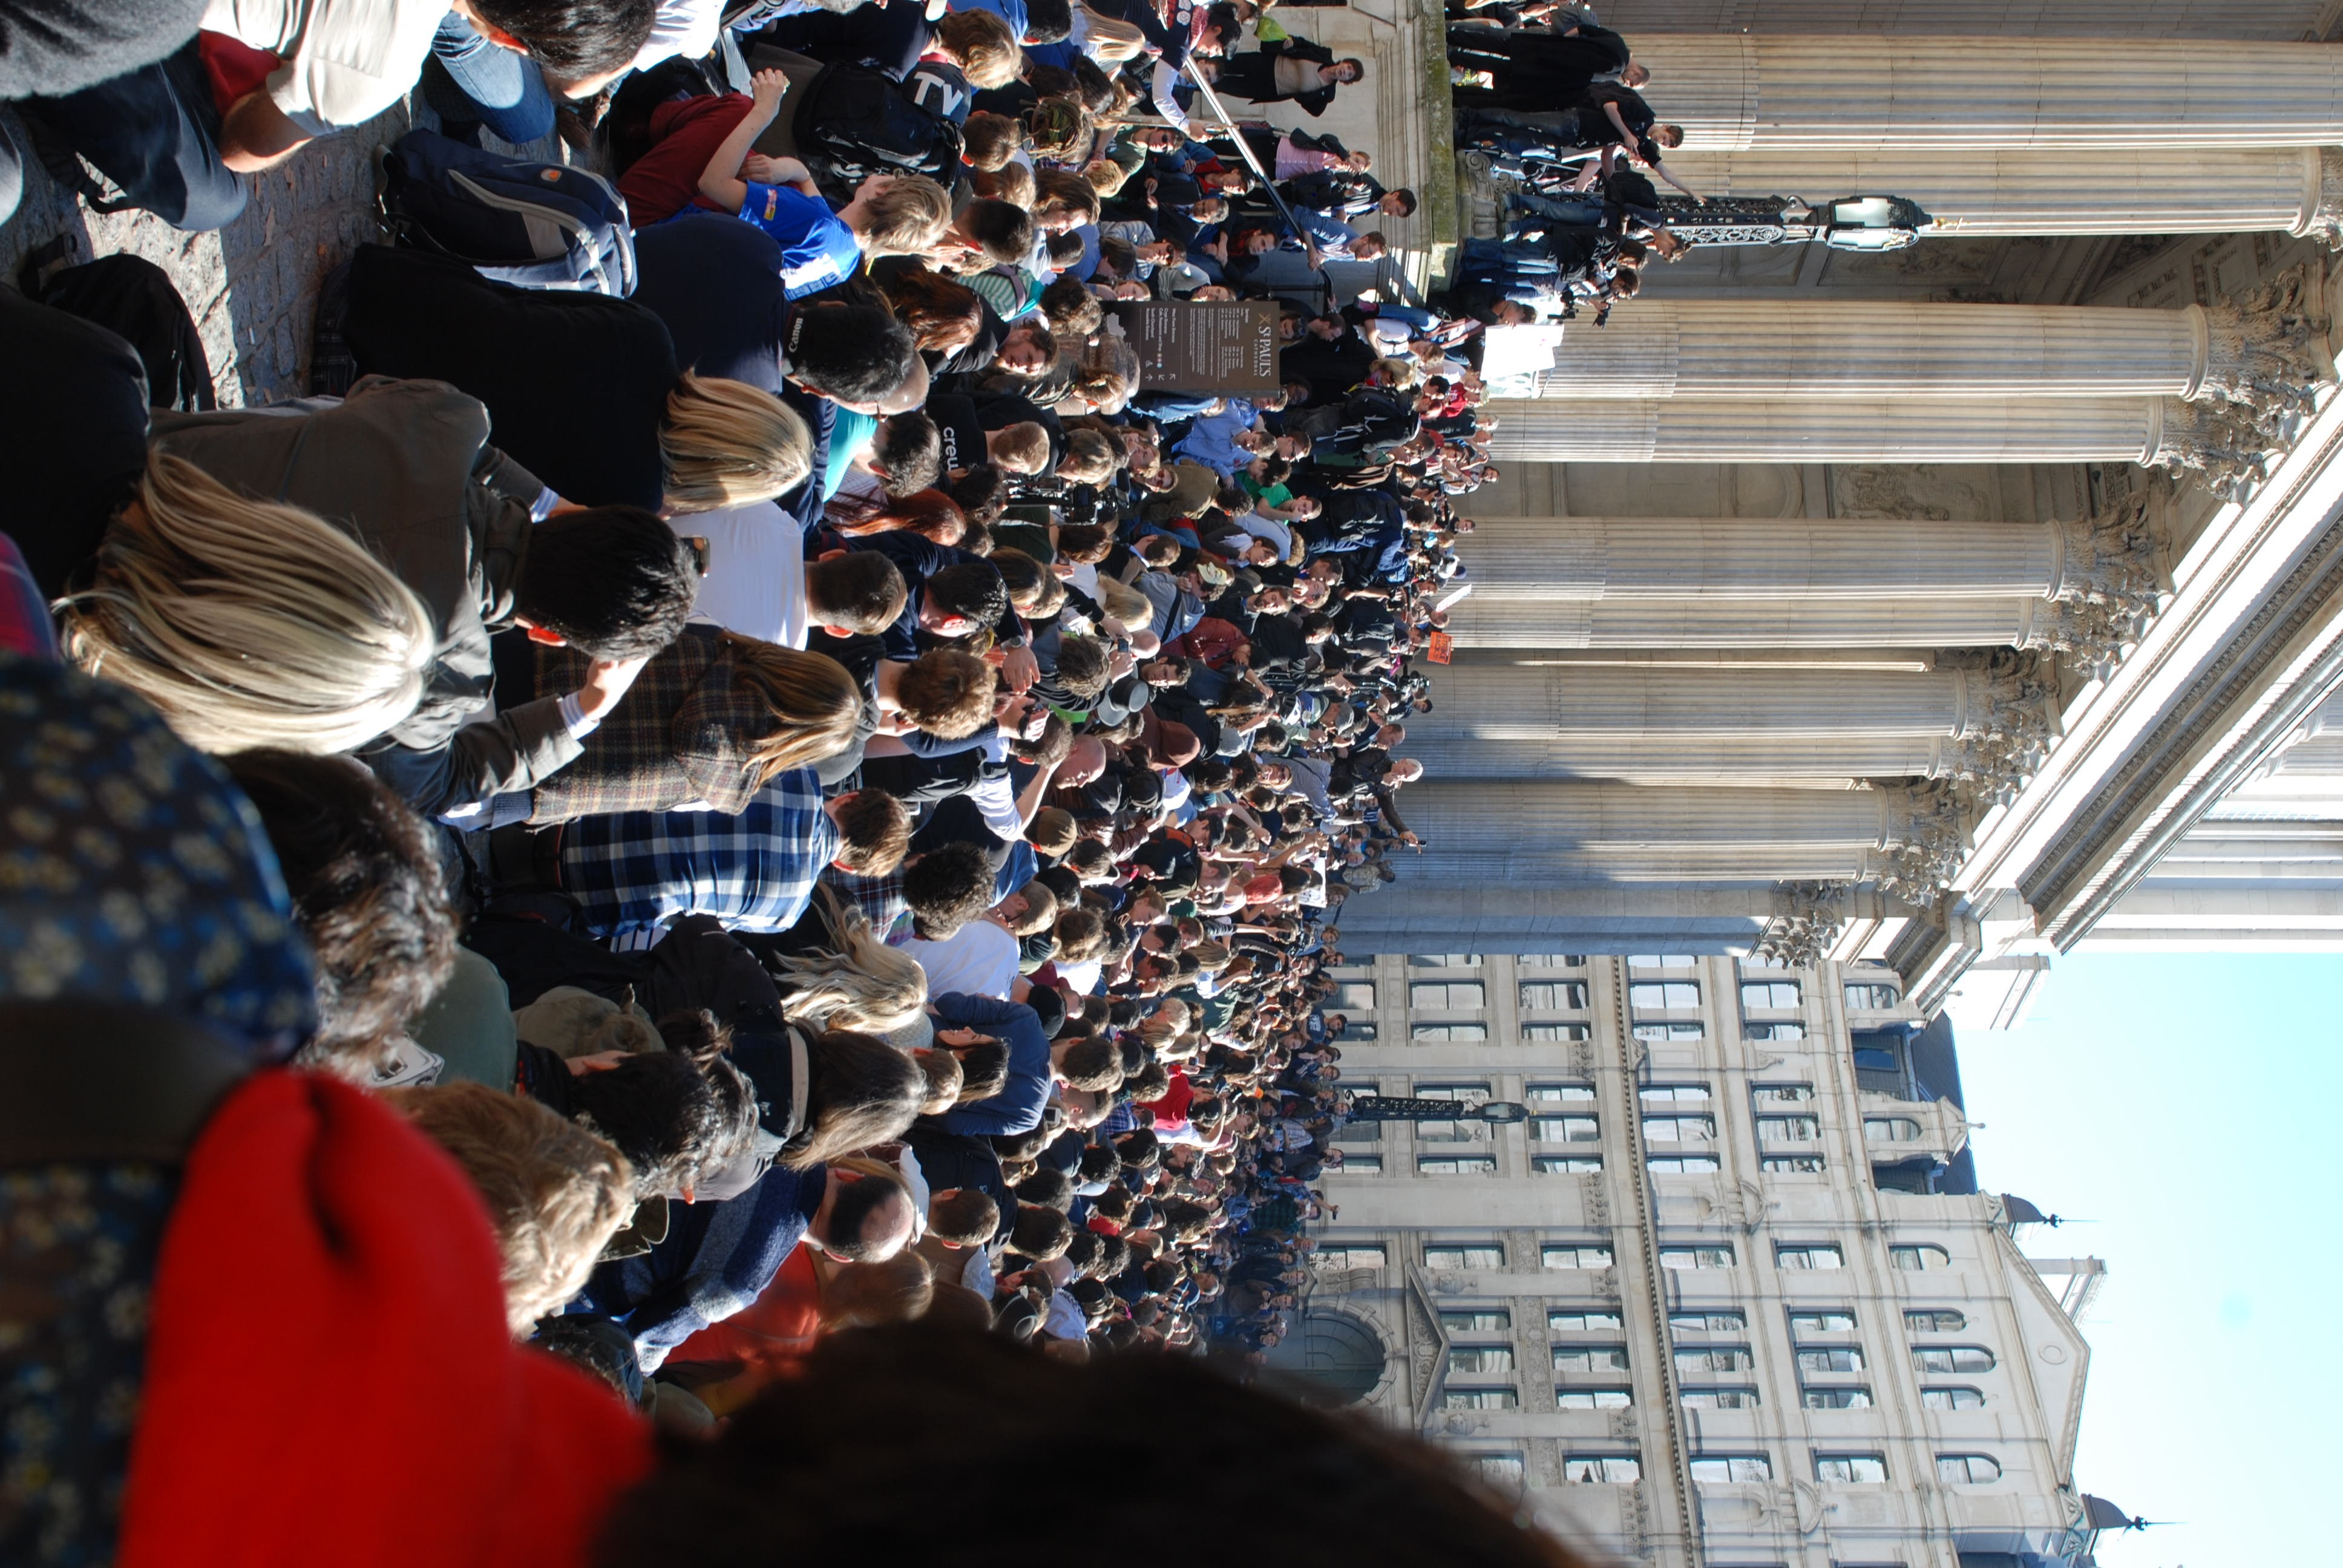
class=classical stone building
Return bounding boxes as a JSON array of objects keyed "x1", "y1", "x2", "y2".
[
  {"x1": 1351, "y1": 11, "x2": 2343, "y2": 1023},
  {"x1": 1285, "y1": 954, "x2": 2111, "y2": 1568}
]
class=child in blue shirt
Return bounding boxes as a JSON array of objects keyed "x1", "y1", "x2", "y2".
[{"x1": 695, "y1": 70, "x2": 955, "y2": 300}]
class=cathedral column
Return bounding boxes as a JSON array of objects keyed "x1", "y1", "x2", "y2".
[
  {"x1": 1404, "y1": 658, "x2": 2057, "y2": 788},
  {"x1": 1628, "y1": 34, "x2": 2343, "y2": 150},
  {"x1": 1403, "y1": 780, "x2": 1967, "y2": 900},
  {"x1": 1443, "y1": 502, "x2": 2169, "y2": 670},
  {"x1": 1659, "y1": 146, "x2": 2343, "y2": 243},
  {"x1": 1483, "y1": 396, "x2": 2277, "y2": 497},
  {"x1": 1519, "y1": 300, "x2": 2324, "y2": 411}
]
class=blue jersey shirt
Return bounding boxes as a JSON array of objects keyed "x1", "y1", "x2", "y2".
[{"x1": 739, "y1": 181, "x2": 865, "y2": 299}]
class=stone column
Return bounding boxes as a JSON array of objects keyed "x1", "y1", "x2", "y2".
[
  {"x1": 1483, "y1": 396, "x2": 2279, "y2": 497},
  {"x1": 1325, "y1": 883, "x2": 1819, "y2": 955},
  {"x1": 1519, "y1": 300, "x2": 2324, "y2": 411},
  {"x1": 1628, "y1": 34, "x2": 2343, "y2": 150},
  {"x1": 1602, "y1": 1, "x2": 2332, "y2": 39},
  {"x1": 1405, "y1": 657, "x2": 2057, "y2": 789},
  {"x1": 1659, "y1": 146, "x2": 2343, "y2": 244},
  {"x1": 1444, "y1": 501, "x2": 2169, "y2": 671},
  {"x1": 1403, "y1": 779, "x2": 1967, "y2": 901}
]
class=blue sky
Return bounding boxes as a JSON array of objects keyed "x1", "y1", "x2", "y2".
[{"x1": 1956, "y1": 952, "x2": 2343, "y2": 1568}]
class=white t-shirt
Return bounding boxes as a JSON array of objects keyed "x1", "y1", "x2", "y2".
[
  {"x1": 631, "y1": 0, "x2": 724, "y2": 70},
  {"x1": 204, "y1": 0, "x2": 449, "y2": 136},
  {"x1": 903, "y1": 919, "x2": 1020, "y2": 1000},
  {"x1": 670, "y1": 501, "x2": 807, "y2": 648}
]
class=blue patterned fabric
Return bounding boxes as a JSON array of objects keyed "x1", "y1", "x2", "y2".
[{"x1": 558, "y1": 765, "x2": 839, "y2": 940}]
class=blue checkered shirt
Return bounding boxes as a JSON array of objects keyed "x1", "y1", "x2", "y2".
[{"x1": 561, "y1": 767, "x2": 838, "y2": 941}]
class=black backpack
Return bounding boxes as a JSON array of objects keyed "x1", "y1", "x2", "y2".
[{"x1": 791, "y1": 64, "x2": 963, "y2": 206}]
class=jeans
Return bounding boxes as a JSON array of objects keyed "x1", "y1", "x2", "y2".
[
  {"x1": 23, "y1": 41, "x2": 245, "y2": 232},
  {"x1": 427, "y1": 11, "x2": 557, "y2": 145},
  {"x1": 1510, "y1": 189, "x2": 1605, "y2": 226}
]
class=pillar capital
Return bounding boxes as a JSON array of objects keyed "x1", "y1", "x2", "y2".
[
  {"x1": 2198, "y1": 273, "x2": 2329, "y2": 416},
  {"x1": 1752, "y1": 881, "x2": 1849, "y2": 969},
  {"x1": 2053, "y1": 493, "x2": 2171, "y2": 611},
  {"x1": 1868, "y1": 782, "x2": 1971, "y2": 908},
  {"x1": 2151, "y1": 399, "x2": 2289, "y2": 501},
  {"x1": 1937, "y1": 650, "x2": 2063, "y2": 805}
]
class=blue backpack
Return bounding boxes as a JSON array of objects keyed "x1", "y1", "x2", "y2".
[{"x1": 378, "y1": 129, "x2": 637, "y2": 296}]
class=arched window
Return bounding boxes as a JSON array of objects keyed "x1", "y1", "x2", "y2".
[
  {"x1": 1262, "y1": 1308, "x2": 1387, "y2": 1408},
  {"x1": 1936, "y1": 1454, "x2": 2002, "y2": 1485},
  {"x1": 1921, "y1": 1387, "x2": 1985, "y2": 1410},
  {"x1": 1864, "y1": 1117, "x2": 1924, "y2": 1143},
  {"x1": 1904, "y1": 1308, "x2": 1966, "y2": 1332},
  {"x1": 1912, "y1": 1345, "x2": 1997, "y2": 1374},
  {"x1": 1889, "y1": 1243, "x2": 1951, "y2": 1271}
]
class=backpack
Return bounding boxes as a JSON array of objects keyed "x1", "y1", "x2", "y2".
[
  {"x1": 378, "y1": 129, "x2": 637, "y2": 297},
  {"x1": 790, "y1": 64, "x2": 963, "y2": 206}
]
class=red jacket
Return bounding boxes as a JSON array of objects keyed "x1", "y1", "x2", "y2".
[
  {"x1": 121, "y1": 1071, "x2": 652, "y2": 1568},
  {"x1": 616, "y1": 94, "x2": 758, "y2": 226}
]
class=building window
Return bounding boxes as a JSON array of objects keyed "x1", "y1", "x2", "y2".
[
  {"x1": 1853, "y1": 1041, "x2": 1901, "y2": 1073},
  {"x1": 1660, "y1": 1245, "x2": 1735, "y2": 1269},
  {"x1": 1550, "y1": 1309, "x2": 1626, "y2": 1332},
  {"x1": 1519, "y1": 981, "x2": 1589, "y2": 1010},
  {"x1": 1912, "y1": 1345, "x2": 1996, "y2": 1374},
  {"x1": 1332, "y1": 982, "x2": 1377, "y2": 1011},
  {"x1": 1411, "y1": 981, "x2": 1486, "y2": 1010},
  {"x1": 1670, "y1": 1310, "x2": 1746, "y2": 1332},
  {"x1": 1629, "y1": 955, "x2": 1700, "y2": 969},
  {"x1": 1319, "y1": 1246, "x2": 1387, "y2": 1269},
  {"x1": 1643, "y1": 1115, "x2": 1718, "y2": 1142},
  {"x1": 1815, "y1": 1454, "x2": 1889, "y2": 1483},
  {"x1": 1802, "y1": 1387, "x2": 1874, "y2": 1410},
  {"x1": 1795, "y1": 1348, "x2": 1866, "y2": 1373},
  {"x1": 1447, "y1": 1345, "x2": 1515, "y2": 1376},
  {"x1": 1519, "y1": 954, "x2": 1588, "y2": 969},
  {"x1": 1864, "y1": 1117, "x2": 1923, "y2": 1143},
  {"x1": 1649, "y1": 1155, "x2": 1722, "y2": 1173},
  {"x1": 1889, "y1": 1244, "x2": 1951, "y2": 1271},
  {"x1": 1533, "y1": 1155, "x2": 1604, "y2": 1174},
  {"x1": 1414, "y1": 1082, "x2": 1493, "y2": 1143},
  {"x1": 1922, "y1": 1387, "x2": 1985, "y2": 1410},
  {"x1": 1411, "y1": 1022, "x2": 1489, "y2": 1042},
  {"x1": 1744, "y1": 1022, "x2": 1808, "y2": 1041},
  {"x1": 1541, "y1": 1244, "x2": 1616, "y2": 1270},
  {"x1": 1555, "y1": 1388, "x2": 1634, "y2": 1410},
  {"x1": 1789, "y1": 1312, "x2": 1858, "y2": 1334},
  {"x1": 1641, "y1": 1083, "x2": 1712, "y2": 1103},
  {"x1": 1690, "y1": 1455, "x2": 1774, "y2": 1484},
  {"x1": 1521, "y1": 1022, "x2": 1592, "y2": 1042},
  {"x1": 1763, "y1": 1155, "x2": 1827, "y2": 1174},
  {"x1": 1628, "y1": 981, "x2": 1702, "y2": 1010},
  {"x1": 1562, "y1": 1455, "x2": 1643, "y2": 1483},
  {"x1": 1755, "y1": 1115, "x2": 1821, "y2": 1142},
  {"x1": 1532, "y1": 1116, "x2": 1601, "y2": 1143},
  {"x1": 1776, "y1": 1244, "x2": 1846, "y2": 1271},
  {"x1": 1905, "y1": 1309, "x2": 1966, "y2": 1333},
  {"x1": 1527, "y1": 1082, "x2": 1597, "y2": 1103},
  {"x1": 1844, "y1": 982, "x2": 1901, "y2": 1010},
  {"x1": 1340, "y1": 1154, "x2": 1385, "y2": 1174},
  {"x1": 1442, "y1": 1308, "x2": 1512, "y2": 1333},
  {"x1": 1343, "y1": 1022, "x2": 1378, "y2": 1042},
  {"x1": 1424, "y1": 1243, "x2": 1506, "y2": 1271},
  {"x1": 1936, "y1": 1454, "x2": 2002, "y2": 1485},
  {"x1": 1753, "y1": 1083, "x2": 1816, "y2": 1103},
  {"x1": 1674, "y1": 1345, "x2": 1754, "y2": 1374},
  {"x1": 1409, "y1": 953, "x2": 1483, "y2": 968},
  {"x1": 1633, "y1": 1022, "x2": 1704, "y2": 1042},
  {"x1": 1552, "y1": 1345, "x2": 1633, "y2": 1372},
  {"x1": 1680, "y1": 1388, "x2": 1761, "y2": 1410},
  {"x1": 1442, "y1": 1388, "x2": 1519, "y2": 1411},
  {"x1": 1472, "y1": 1452, "x2": 1527, "y2": 1488},
  {"x1": 1740, "y1": 981, "x2": 1802, "y2": 1010},
  {"x1": 1419, "y1": 1155, "x2": 1498, "y2": 1176}
]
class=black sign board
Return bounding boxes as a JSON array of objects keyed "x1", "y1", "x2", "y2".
[
  {"x1": 1345, "y1": 1096, "x2": 1530, "y2": 1123},
  {"x1": 1113, "y1": 300, "x2": 1281, "y2": 393}
]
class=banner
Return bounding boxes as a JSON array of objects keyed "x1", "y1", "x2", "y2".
[{"x1": 1114, "y1": 299, "x2": 1282, "y2": 393}]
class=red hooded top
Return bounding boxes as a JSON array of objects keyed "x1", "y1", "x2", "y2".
[{"x1": 120, "y1": 1070, "x2": 654, "y2": 1568}]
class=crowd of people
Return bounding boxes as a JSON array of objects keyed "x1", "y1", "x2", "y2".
[{"x1": 0, "y1": 0, "x2": 1622, "y2": 1563}]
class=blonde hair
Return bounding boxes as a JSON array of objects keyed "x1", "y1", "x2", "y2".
[
  {"x1": 60, "y1": 453, "x2": 432, "y2": 755},
  {"x1": 858, "y1": 175, "x2": 954, "y2": 256},
  {"x1": 1082, "y1": 157, "x2": 1132, "y2": 197},
  {"x1": 384, "y1": 1083, "x2": 634, "y2": 1337},
  {"x1": 1077, "y1": 7, "x2": 1147, "y2": 61},
  {"x1": 662, "y1": 372, "x2": 813, "y2": 513},
  {"x1": 1057, "y1": 428, "x2": 1119, "y2": 486},
  {"x1": 1092, "y1": 573, "x2": 1151, "y2": 629},
  {"x1": 934, "y1": 7, "x2": 1023, "y2": 87},
  {"x1": 773, "y1": 890, "x2": 931, "y2": 1034},
  {"x1": 912, "y1": 1048, "x2": 965, "y2": 1114},
  {"x1": 724, "y1": 635, "x2": 867, "y2": 785},
  {"x1": 1369, "y1": 356, "x2": 1421, "y2": 391},
  {"x1": 821, "y1": 1252, "x2": 935, "y2": 1331},
  {"x1": 973, "y1": 160, "x2": 1036, "y2": 207}
]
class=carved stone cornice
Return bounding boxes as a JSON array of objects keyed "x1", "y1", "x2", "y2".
[
  {"x1": 1752, "y1": 881, "x2": 1847, "y2": 968},
  {"x1": 2198, "y1": 273, "x2": 2328, "y2": 417}
]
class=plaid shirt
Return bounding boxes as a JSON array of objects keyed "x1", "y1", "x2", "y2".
[
  {"x1": 561, "y1": 766, "x2": 837, "y2": 941},
  {"x1": 821, "y1": 864, "x2": 913, "y2": 944}
]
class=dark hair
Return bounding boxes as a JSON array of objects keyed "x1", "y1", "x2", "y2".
[
  {"x1": 1076, "y1": 1143, "x2": 1121, "y2": 1184},
  {"x1": 1110, "y1": 1126, "x2": 1161, "y2": 1172},
  {"x1": 788, "y1": 301, "x2": 920, "y2": 405},
  {"x1": 873, "y1": 413, "x2": 943, "y2": 496},
  {"x1": 923, "y1": 561, "x2": 1010, "y2": 630},
  {"x1": 223, "y1": 751, "x2": 455, "y2": 1070},
  {"x1": 1388, "y1": 187, "x2": 1420, "y2": 217},
  {"x1": 518, "y1": 505, "x2": 697, "y2": 659},
  {"x1": 954, "y1": 1037, "x2": 1010, "y2": 1100},
  {"x1": 804, "y1": 549, "x2": 908, "y2": 633},
  {"x1": 903, "y1": 840, "x2": 997, "y2": 937},
  {"x1": 1014, "y1": 1166, "x2": 1075, "y2": 1210},
  {"x1": 473, "y1": 0, "x2": 655, "y2": 76},
  {"x1": 1095, "y1": 234, "x2": 1138, "y2": 279},
  {"x1": 1023, "y1": 0, "x2": 1072, "y2": 42},
  {"x1": 822, "y1": 1164, "x2": 913, "y2": 1260},
  {"x1": 945, "y1": 465, "x2": 1007, "y2": 527},
  {"x1": 1008, "y1": 1202, "x2": 1075, "y2": 1260},
  {"x1": 791, "y1": 1029, "x2": 928, "y2": 1169},
  {"x1": 960, "y1": 198, "x2": 1035, "y2": 266},
  {"x1": 1053, "y1": 636, "x2": 1111, "y2": 700},
  {"x1": 562, "y1": 1049, "x2": 757, "y2": 1200}
]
